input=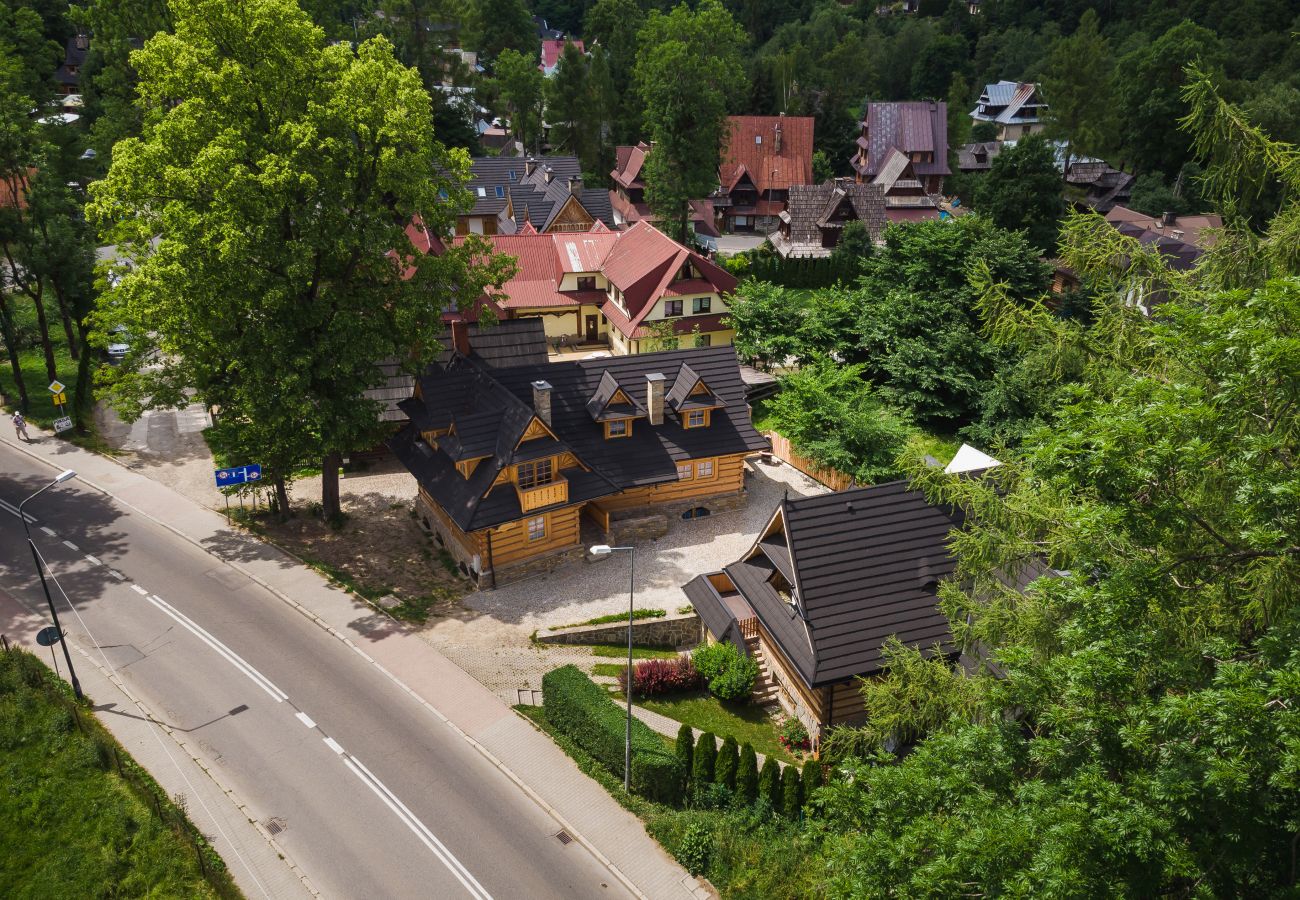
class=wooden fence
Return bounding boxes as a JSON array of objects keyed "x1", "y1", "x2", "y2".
[{"x1": 764, "y1": 431, "x2": 855, "y2": 492}]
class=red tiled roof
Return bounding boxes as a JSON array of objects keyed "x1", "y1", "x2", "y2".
[
  {"x1": 610, "y1": 142, "x2": 650, "y2": 189},
  {"x1": 719, "y1": 116, "x2": 814, "y2": 195},
  {"x1": 540, "y1": 39, "x2": 584, "y2": 71}
]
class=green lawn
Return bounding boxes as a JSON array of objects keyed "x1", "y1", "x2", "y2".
[
  {"x1": 906, "y1": 430, "x2": 963, "y2": 466},
  {"x1": 0, "y1": 338, "x2": 79, "y2": 429},
  {"x1": 635, "y1": 691, "x2": 795, "y2": 762},
  {"x1": 589, "y1": 645, "x2": 680, "y2": 660},
  {"x1": 0, "y1": 649, "x2": 238, "y2": 898},
  {"x1": 592, "y1": 663, "x2": 626, "y2": 678}
]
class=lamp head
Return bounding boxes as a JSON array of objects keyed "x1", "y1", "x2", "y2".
[
  {"x1": 589, "y1": 544, "x2": 612, "y2": 556},
  {"x1": 54, "y1": 470, "x2": 77, "y2": 484}
]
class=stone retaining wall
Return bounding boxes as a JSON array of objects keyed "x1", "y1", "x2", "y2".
[
  {"x1": 491, "y1": 544, "x2": 588, "y2": 586},
  {"x1": 536, "y1": 610, "x2": 705, "y2": 649}
]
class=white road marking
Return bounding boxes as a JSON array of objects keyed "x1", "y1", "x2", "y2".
[
  {"x1": 0, "y1": 498, "x2": 36, "y2": 523},
  {"x1": 63, "y1": 540, "x2": 78, "y2": 551},
  {"x1": 344, "y1": 755, "x2": 492, "y2": 899},
  {"x1": 41, "y1": 526, "x2": 57, "y2": 537},
  {"x1": 84, "y1": 554, "x2": 102, "y2": 566},
  {"x1": 108, "y1": 569, "x2": 126, "y2": 581},
  {"x1": 131, "y1": 585, "x2": 148, "y2": 596},
  {"x1": 323, "y1": 736, "x2": 344, "y2": 755},
  {"x1": 143, "y1": 593, "x2": 288, "y2": 702},
  {"x1": 295, "y1": 711, "x2": 316, "y2": 729}
]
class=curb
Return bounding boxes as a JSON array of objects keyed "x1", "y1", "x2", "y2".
[{"x1": 2, "y1": 428, "x2": 651, "y2": 900}]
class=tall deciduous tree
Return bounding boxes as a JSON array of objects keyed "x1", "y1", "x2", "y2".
[
  {"x1": 635, "y1": 0, "x2": 746, "y2": 243},
  {"x1": 973, "y1": 133, "x2": 1066, "y2": 252},
  {"x1": 1041, "y1": 10, "x2": 1116, "y2": 170},
  {"x1": 473, "y1": 0, "x2": 538, "y2": 65},
  {"x1": 493, "y1": 48, "x2": 545, "y2": 155},
  {"x1": 88, "y1": 0, "x2": 507, "y2": 517},
  {"x1": 585, "y1": 0, "x2": 646, "y2": 145}
]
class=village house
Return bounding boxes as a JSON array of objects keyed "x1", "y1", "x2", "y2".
[
  {"x1": 769, "y1": 182, "x2": 887, "y2": 259},
  {"x1": 970, "y1": 81, "x2": 1047, "y2": 141},
  {"x1": 849, "y1": 101, "x2": 948, "y2": 221},
  {"x1": 1105, "y1": 205, "x2": 1223, "y2": 270},
  {"x1": 540, "y1": 38, "x2": 584, "y2": 76},
  {"x1": 391, "y1": 335, "x2": 768, "y2": 584},
  {"x1": 609, "y1": 142, "x2": 720, "y2": 250},
  {"x1": 456, "y1": 156, "x2": 616, "y2": 236},
  {"x1": 55, "y1": 34, "x2": 88, "y2": 97},
  {"x1": 1064, "y1": 160, "x2": 1135, "y2": 213},
  {"x1": 444, "y1": 220, "x2": 738, "y2": 355},
  {"x1": 713, "y1": 115, "x2": 815, "y2": 234},
  {"x1": 955, "y1": 140, "x2": 1002, "y2": 173}
]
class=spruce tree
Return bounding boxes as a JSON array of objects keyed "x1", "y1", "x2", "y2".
[
  {"x1": 802, "y1": 758, "x2": 825, "y2": 799},
  {"x1": 714, "y1": 735, "x2": 739, "y2": 791},
  {"x1": 692, "y1": 732, "x2": 717, "y2": 801},
  {"x1": 736, "y1": 743, "x2": 759, "y2": 806},
  {"x1": 757, "y1": 757, "x2": 780, "y2": 807},
  {"x1": 780, "y1": 764, "x2": 803, "y2": 820},
  {"x1": 674, "y1": 723, "x2": 695, "y2": 797}
]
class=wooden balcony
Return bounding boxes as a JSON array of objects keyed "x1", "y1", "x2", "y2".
[{"x1": 518, "y1": 474, "x2": 568, "y2": 512}]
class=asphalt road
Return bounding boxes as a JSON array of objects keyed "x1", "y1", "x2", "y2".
[{"x1": 0, "y1": 446, "x2": 630, "y2": 900}]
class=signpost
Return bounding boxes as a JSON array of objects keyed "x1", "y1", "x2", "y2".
[
  {"x1": 52, "y1": 417, "x2": 73, "y2": 434},
  {"x1": 47, "y1": 380, "x2": 70, "y2": 433},
  {"x1": 215, "y1": 464, "x2": 263, "y2": 522}
]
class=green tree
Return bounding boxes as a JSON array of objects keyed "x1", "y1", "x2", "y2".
[
  {"x1": 88, "y1": 0, "x2": 508, "y2": 517},
  {"x1": 546, "y1": 43, "x2": 591, "y2": 166},
  {"x1": 714, "y1": 735, "x2": 739, "y2": 790},
  {"x1": 830, "y1": 220, "x2": 873, "y2": 275},
  {"x1": 973, "y1": 133, "x2": 1065, "y2": 252},
  {"x1": 585, "y1": 0, "x2": 646, "y2": 144},
  {"x1": 768, "y1": 360, "x2": 912, "y2": 484},
  {"x1": 642, "y1": 318, "x2": 680, "y2": 353},
  {"x1": 724, "y1": 280, "x2": 803, "y2": 369},
  {"x1": 674, "y1": 723, "x2": 695, "y2": 796},
  {"x1": 1040, "y1": 10, "x2": 1116, "y2": 169},
  {"x1": 779, "y1": 763, "x2": 802, "y2": 820},
  {"x1": 636, "y1": 0, "x2": 746, "y2": 243},
  {"x1": 494, "y1": 48, "x2": 545, "y2": 155},
  {"x1": 757, "y1": 756, "x2": 780, "y2": 808},
  {"x1": 691, "y1": 732, "x2": 717, "y2": 802},
  {"x1": 811, "y1": 150, "x2": 833, "y2": 184},
  {"x1": 736, "y1": 743, "x2": 759, "y2": 805},
  {"x1": 473, "y1": 0, "x2": 537, "y2": 64},
  {"x1": 801, "y1": 758, "x2": 824, "y2": 797}
]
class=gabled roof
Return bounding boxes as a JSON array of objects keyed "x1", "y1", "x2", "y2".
[
  {"x1": 706, "y1": 482, "x2": 960, "y2": 687},
  {"x1": 770, "y1": 183, "x2": 887, "y2": 259},
  {"x1": 540, "y1": 39, "x2": 584, "y2": 71},
  {"x1": 861, "y1": 102, "x2": 950, "y2": 179},
  {"x1": 719, "y1": 116, "x2": 815, "y2": 195},
  {"x1": 611, "y1": 142, "x2": 651, "y2": 189},
  {"x1": 665, "y1": 362, "x2": 723, "y2": 412},
  {"x1": 390, "y1": 346, "x2": 768, "y2": 531},
  {"x1": 585, "y1": 370, "x2": 645, "y2": 421},
  {"x1": 434, "y1": 318, "x2": 548, "y2": 368},
  {"x1": 463, "y1": 156, "x2": 616, "y2": 231},
  {"x1": 956, "y1": 141, "x2": 1002, "y2": 172},
  {"x1": 971, "y1": 81, "x2": 1046, "y2": 125}
]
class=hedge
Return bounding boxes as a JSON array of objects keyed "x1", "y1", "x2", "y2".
[{"x1": 542, "y1": 665, "x2": 683, "y2": 803}]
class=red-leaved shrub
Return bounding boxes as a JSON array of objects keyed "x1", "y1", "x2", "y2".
[{"x1": 617, "y1": 655, "x2": 702, "y2": 697}]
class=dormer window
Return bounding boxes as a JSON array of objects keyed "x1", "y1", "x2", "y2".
[
  {"x1": 685, "y1": 410, "x2": 708, "y2": 428},
  {"x1": 606, "y1": 419, "x2": 630, "y2": 439},
  {"x1": 577, "y1": 276, "x2": 596, "y2": 290},
  {"x1": 770, "y1": 571, "x2": 796, "y2": 606},
  {"x1": 517, "y1": 459, "x2": 554, "y2": 489}
]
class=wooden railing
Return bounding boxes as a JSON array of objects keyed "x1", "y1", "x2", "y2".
[
  {"x1": 737, "y1": 616, "x2": 759, "y2": 640},
  {"x1": 518, "y1": 474, "x2": 568, "y2": 512}
]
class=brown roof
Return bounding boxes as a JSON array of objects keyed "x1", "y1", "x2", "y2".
[
  {"x1": 719, "y1": 116, "x2": 814, "y2": 195},
  {"x1": 859, "y1": 102, "x2": 950, "y2": 179},
  {"x1": 770, "y1": 183, "x2": 887, "y2": 259},
  {"x1": 611, "y1": 142, "x2": 650, "y2": 189}
]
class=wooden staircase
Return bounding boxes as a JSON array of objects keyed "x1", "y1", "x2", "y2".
[{"x1": 745, "y1": 633, "x2": 780, "y2": 707}]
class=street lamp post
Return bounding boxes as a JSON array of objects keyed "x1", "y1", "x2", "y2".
[
  {"x1": 19, "y1": 470, "x2": 82, "y2": 700},
  {"x1": 590, "y1": 544, "x2": 634, "y2": 792}
]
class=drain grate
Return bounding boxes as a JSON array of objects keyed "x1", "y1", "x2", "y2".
[
  {"x1": 264, "y1": 817, "x2": 286, "y2": 836},
  {"x1": 554, "y1": 829, "x2": 573, "y2": 845}
]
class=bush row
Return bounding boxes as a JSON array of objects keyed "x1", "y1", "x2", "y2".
[
  {"x1": 542, "y1": 665, "x2": 683, "y2": 803},
  {"x1": 675, "y1": 724, "x2": 825, "y2": 820}
]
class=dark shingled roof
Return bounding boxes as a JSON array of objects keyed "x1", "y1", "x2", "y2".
[
  {"x1": 770, "y1": 183, "x2": 886, "y2": 259},
  {"x1": 695, "y1": 482, "x2": 959, "y2": 687},
  {"x1": 391, "y1": 345, "x2": 768, "y2": 531},
  {"x1": 863, "y1": 102, "x2": 950, "y2": 179},
  {"x1": 464, "y1": 156, "x2": 616, "y2": 232},
  {"x1": 434, "y1": 318, "x2": 548, "y2": 368}
]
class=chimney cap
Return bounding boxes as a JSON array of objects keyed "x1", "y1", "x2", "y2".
[
  {"x1": 531, "y1": 379, "x2": 552, "y2": 391},
  {"x1": 645, "y1": 372, "x2": 666, "y2": 382}
]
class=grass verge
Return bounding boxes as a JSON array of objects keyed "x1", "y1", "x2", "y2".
[
  {"x1": 0, "y1": 648, "x2": 240, "y2": 898},
  {"x1": 636, "y1": 691, "x2": 795, "y2": 762},
  {"x1": 558, "y1": 608, "x2": 666, "y2": 629},
  {"x1": 589, "y1": 644, "x2": 679, "y2": 659}
]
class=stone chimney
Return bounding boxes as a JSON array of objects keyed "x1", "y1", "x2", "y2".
[
  {"x1": 524, "y1": 157, "x2": 537, "y2": 177},
  {"x1": 568, "y1": 175, "x2": 582, "y2": 197},
  {"x1": 646, "y1": 373, "x2": 665, "y2": 426},
  {"x1": 450, "y1": 319, "x2": 471, "y2": 357},
  {"x1": 543, "y1": 165, "x2": 554, "y2": 184},
  {"x1": 531, "y1": 380, "x2": 552, "y2": 426}
]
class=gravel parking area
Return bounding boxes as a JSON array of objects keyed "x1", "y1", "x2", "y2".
[{"x1": 416, "y1": 457, "x2": 828, "y2": 699}]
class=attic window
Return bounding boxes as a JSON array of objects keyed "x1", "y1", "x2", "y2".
[
  {"x1": 477, "y1": 187, "x2": 486, "y2": 197},
  {"x1": 770, "y1": 571, "x2": 796, "y2": 606},
  {"x1": 495, "y1": 186, "x2": 505, "y2": 198},
  {"x1": 754, "y1": 135, "x2": 762, "y2": 145},
  {"x1": 509, "y1": 170, "x2": 517, "y2": 182}
]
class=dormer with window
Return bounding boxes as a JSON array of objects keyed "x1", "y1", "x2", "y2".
[
  {"x1": 585, "y1": 370, "x2": 646, "y2": 439},
  {"x1": 666, "y1": 362, "x2": 724, "y2": 428}
]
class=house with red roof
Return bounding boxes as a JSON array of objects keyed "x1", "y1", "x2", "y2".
[
  {"x1": 714, "y1": 114, "x2": 814, "y2": 234},
  {"x1": 445, "y1": 221, "x2": 738, "y2": 355},
  {"x1": 540, "y1": 39, "x2": 584, "y2": 76},
  {"x1": 609, "y1": 142, "x2": 719, "y2": 250}
]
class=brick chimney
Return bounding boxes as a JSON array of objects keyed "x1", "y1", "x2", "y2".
[
  {"x1": 531, "y1": 380, "x2": 552, "y2": 426},
  {"x1": 450, "y1": 319, "x2": 471, "y2": 357},
  {"x1": 524, "y1": 157, "x2": 537, "y2": 177},
  {"x1": 646, "y1": 373, "x2": 665, "y2": 426}
]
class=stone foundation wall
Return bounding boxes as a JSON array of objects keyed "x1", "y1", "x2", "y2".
[
  {"x1": 608, "y1": 488, "x2": 748, "y2": 525},
  {"x1": 609, "y1": 514, "x2": 668, "y2": 546},
  {"x1": 490, "y1": 544, "x2": 587, "y2": 586},
  {"x1": 415, "y1": 493, "x2": 482, "y2": 582},
  {"x1": 536, "y1": 611, "x2": 705, "y2": 649}
]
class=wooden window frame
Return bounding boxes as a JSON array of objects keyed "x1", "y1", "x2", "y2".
[
  {"x1": 576, "y1": 275, "x2": 597, "y2": 291},
  {"x1": 684, "y1": 410, "x2": 709, "y2": 429},
  {"x1": 527, "y1": 514, "x2": 547, "y2": 542},
  {"x1": 676, "y1": 463, "x2": 693, "y2": 481},
  {"x1": 664, "y1": 299, "x2": 683, "y2": 318},
  {"x1": 692, "y1": 297, "x2": 711, "y2": 314},
  {"x1": 517, "y1": 459, "x2": 554, "y2": 490},
  {"x1": 696, "y1": 460, "x2": 715, "y2": 479},
  {"x1": 605, "y1": 419, "x2": 631, "y2": 439}
]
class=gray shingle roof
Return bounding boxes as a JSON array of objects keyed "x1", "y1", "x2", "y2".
[
  {"x1": 465, "y1": 156, "x2": 616, "y2": 232},
  {"x1": 770, "y1": 183, "x2": 886, "y2": 259}
]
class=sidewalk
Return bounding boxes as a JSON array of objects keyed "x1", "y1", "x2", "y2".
[
  {"x1": 0, "y1": 586, "x2": 316, "y2": 900},
  {"x1": 1, "y1": 424, "x2": 707, "y2": 899}
]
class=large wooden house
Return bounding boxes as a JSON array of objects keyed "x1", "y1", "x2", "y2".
[
  {"x1": 683, "y1": 481, "x2": 962, "y2": 745},
  {"x1": 970, "y1": 81, "x2": 1047, "y2": 141},
  {"x1": 713, "y1": 115, "x2": 815, "y2": 234},
  {"x1": 849, "y1": 101, "x2": 948, "y2": 222},
  {"x1": 391, "y1": 332, "x2": 768, "y2": 584},
  {"x1": 457, "y1": 156, "x2": 615, "y2": 236}
]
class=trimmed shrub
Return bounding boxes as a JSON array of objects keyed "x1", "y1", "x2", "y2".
[
  {"x1": 691, "y1": 641, "x2": 759, "y2": 702},
  {"x1": 778, "y1": 716, "x2": 811, "y2": 753},
  {"x1": 676, "y1": 820, "x2": 714, "y2": 875},
  {"x1": 675, "y1": 724, "x2": 694, "y2": 795},
  {"x1": 617, "y1": 655, "x2": 702, "y2": 697},
  {"x1": 542, "y1": 665, "x2": 683, "y2": 803},
  {"x1": 737, "y1": 743, "x2": 759, "y2": 806},
  {"x1": 758, "y1": 757, "x2": 780, "y2": 807},
  {"x1": 715, "y1": 735, "x2": 739, "y2": 790},
  {"x1": 692, "y1": 732, "x2": 717, "y2": 802},
  {"x1": 802, "y1": 758, "x2": 825, "y2": 799},
  {"x1": 780, "y1": 764, "x2": 803, "y2": 820}
]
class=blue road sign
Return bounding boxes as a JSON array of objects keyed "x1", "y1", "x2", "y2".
[{"x1": 214, "y1": 464, "x2": 263, "y2": 487}]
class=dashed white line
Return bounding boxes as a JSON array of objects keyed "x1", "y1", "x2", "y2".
[
  {"x1": 131, "y1": 585, "x2": 148, "y2": 596},
  {"x1": 40, "y1": 526, "x2": 57, "y2": 537},
  {"x1": 63, "y1": 540, "x2": 79, "y2": 551},
  {"x1": 295, "y1": 711, "x2": 317, "y2": 729},
  {"x1": 323, "y1": 736, "x2": 344, "y2": 755},
  {"x1": 108, "y1": 569, "x2": 126, "y2": 581},
  {"x1": 84, "y1": 554, "x2": 102, "y2": 566}
]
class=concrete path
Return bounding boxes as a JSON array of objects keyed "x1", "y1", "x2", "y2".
[{"x1": 0, "y1": 424, "x2": 707, "y2": 899}]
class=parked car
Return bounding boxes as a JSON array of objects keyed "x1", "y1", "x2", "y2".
[{"x1": 106, "y1": 325, "x2": 130, "y2": 364}]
